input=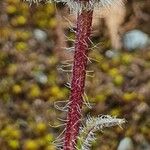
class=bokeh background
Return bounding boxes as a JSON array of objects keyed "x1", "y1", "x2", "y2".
[{"x1": 0, "y1": 0, "x2": 150, "y2": 150}]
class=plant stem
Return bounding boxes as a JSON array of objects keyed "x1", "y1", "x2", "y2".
[{"x1": 63, "y1": 9, "x2": 93, "y2": 150}]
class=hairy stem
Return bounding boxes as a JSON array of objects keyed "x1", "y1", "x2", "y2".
[{"x1": 63, "y1": 9, "x2": 93, "y2": 150}]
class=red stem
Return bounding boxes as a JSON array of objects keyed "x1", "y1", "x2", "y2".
[{"x1": 63, "y1": 10, "x2": 93, "y2": 150}]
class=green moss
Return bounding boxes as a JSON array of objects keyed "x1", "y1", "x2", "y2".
[
  {"x1": 0, "y1": 126, "x2": 21, "y2": 140},
  {"x1": 7, "y1": 64, "x2": 18, "y2": 75},
  {"x1": 23, "y1": 140, "x2": 39, "y2": 150},
  {"x1": 95, "y1": 94, "x2": 107, "y2": 102},
  {"x1": 110, "y1": 108, "x2": 122, "y2": 116},
  {"x1": 121, "y1": 53, "x2": 133, "y2": 65},
  {"x1": 113, "y1": 75, "x2": 124, "y2": 86},
  {"x1": 108, "y1": 68, "x2": 119, "y2": 77},
  {"x1": 7, "y1": 5, "x2": 17, "y2": 14},
  {"x1": 28, "y1": 84, "x2": 41, "y2": 98},
  {"x1": 12, "y1": 84, "x2": 22, "y2": 94},
  {"x1": 123, "y1": 92, "x2": 137, "y2": 102},
  {"x1": 35, "y1": 122, "x2": 47, "y2": 134},
  {"x1": 11, "y1": 16, "x2": 27, "y2": 26},
  {"x1": 8, "y1": 139, "x2": 20, "y2": 149},
  {"x1": 15, "y1": 42, "x2": 28, "y2": 52}
]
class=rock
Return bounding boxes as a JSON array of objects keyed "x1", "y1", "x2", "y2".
[
  {"x1": 137, "y1": 140, "x2": 150, "y2": 150},
  {"x1": 117, "y1": 137, "x2": 134, "y2": 150},
  {"x1": 33, "y1": 29, "x2": 47, "y2": 42},
  {"x1": 123, "y1": 30, "x2": 149, "y2": 50},
  {"x1": 34, "y1": 72, "x2": 48, "y2": 84},
  {"x1": 135, "y1": 135, "x2": 150, "y2": 150},
  {"x1": 105, "y1": 49, "x2": 119, "y2": 58}
]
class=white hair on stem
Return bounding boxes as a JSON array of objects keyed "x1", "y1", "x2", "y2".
[
  {"x1": 77, "y1": 115, "x2": 125, "y2": 150},
  {"x1": 55, "y1": 0, "x2": 125, "y2": 14},
  {"x1": 54, "y1": 100, "x2": 70, "y2": 112},
  {"x1": 82, "y1": 92, "x2": 92, "y2": 109},
  {"x1": 25, "y1": 0, "x2": 125, "y2": 13}
]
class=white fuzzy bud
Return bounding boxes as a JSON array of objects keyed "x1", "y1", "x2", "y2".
[
  {"x1": 25, "y1": 0, "x2": 125, "y2": 13},
  {"x1": 77, "y1": 115, "x2": 125, "y2": 150},
  {"x1": 55, "y1": 0, "x2": 125, "y2": 13}
]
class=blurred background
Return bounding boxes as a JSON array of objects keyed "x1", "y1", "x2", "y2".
[{"x1": 0, "y1": 0, "x2": 150, "y2": 150}]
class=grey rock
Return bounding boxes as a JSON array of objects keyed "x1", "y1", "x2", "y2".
[
  {"x1": 137, "y1": 139, "x2": 150, "y2": 150},
  {"x1": 117, "y1": 137, "x2": 134, "y2": 150},
  {"x1": 33, "y1": 29, "x2": 47, "y2": 41},
  {"x1": 105, "y1": 49, "x2": 119, "y2": 58},
  {"x1": 34, "y1": 72, "x2": 48, "y2": 84},
  {"x1": 123, "y1": 29, "x2": 149, "y2": 50}
]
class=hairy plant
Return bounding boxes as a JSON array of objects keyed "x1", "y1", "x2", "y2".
[
  {"x1": 24, "y1": 0, "x2": 126, "y2": 150},
  {"x1": 77, "y1": 115, "x2": 125, "y2": 150}
]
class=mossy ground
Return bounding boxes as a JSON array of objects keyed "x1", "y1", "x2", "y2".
[{"x1": 0, "y1": 0, "x2": 149, "y2": 150}]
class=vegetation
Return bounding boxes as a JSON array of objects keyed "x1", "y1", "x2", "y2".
[{"x1": 0, "y1": 0, "x2": 149, "y2": 150}]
